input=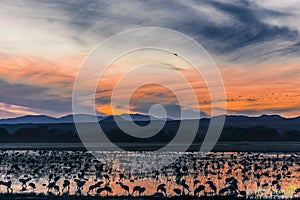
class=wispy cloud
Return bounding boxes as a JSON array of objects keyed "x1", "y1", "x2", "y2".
[
  {"x1": 0, "y1": 79, "x2": 71, "y2": 117},
  {"x1": 2, "y1": 0, "x2": 300, "y2": 62}
]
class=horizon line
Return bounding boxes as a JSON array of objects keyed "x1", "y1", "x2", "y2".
[{"x1": 0, "y1": 113, "x2": 299, "y2": 121}]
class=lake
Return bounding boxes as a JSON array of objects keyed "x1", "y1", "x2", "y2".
[{"x1": 0, "y1": 148, "x2": 299, "y2": 198}]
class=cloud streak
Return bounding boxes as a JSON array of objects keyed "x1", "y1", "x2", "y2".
[{"x1": 0, "y1": 79, "x2": 72, "y2": 117}]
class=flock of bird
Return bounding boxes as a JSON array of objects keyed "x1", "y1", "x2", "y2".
[{"x1": 0, "y1": 150, "x2": 299, "y2": 197}]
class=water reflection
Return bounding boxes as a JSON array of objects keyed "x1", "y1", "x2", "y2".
[{"x1": 0, "y1": 150, "x2": 299, "y2": 197}]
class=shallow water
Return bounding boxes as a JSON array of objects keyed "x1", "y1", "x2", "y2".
[{"x1": 0, "y1": 150, "x2": 299, "y2": 197}]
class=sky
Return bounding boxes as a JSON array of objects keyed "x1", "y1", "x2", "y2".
[{"x1": 0, "y1": 0, "x2": 300, "y2": 119}]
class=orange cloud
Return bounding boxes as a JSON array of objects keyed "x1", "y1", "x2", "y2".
[
  {"x1": 1, "y1": 52, "x2": 299, "y2": 118},
  {"x1": 0, "y1": 53, "x2": 85, "y2": 96},
  {"x1": 94, "y1": 61, "x2": 300, "y2": 117}
]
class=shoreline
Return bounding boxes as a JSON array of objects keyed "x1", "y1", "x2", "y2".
[{"x1": 0, "y1": 142, "x2": 300, "y2": 152}]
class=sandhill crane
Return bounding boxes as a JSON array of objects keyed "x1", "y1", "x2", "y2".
[
  {"x1": 173, "y1": 188, "x2": 182, "y2": 195},
  {"x1": 54, "y1": 176, "x2": 60, "y2": 183},
  {"x1": 119, "y1": 173, "x2": 126, "y2": 181},
  {"x1": 240, "y1": 190, "x2": 247, "y2": 196},
  {"x1": 96, "y1": 187, "x2": 105, "y2": 195},
  {"x1": 194, "y1": 185, "x2": 205, "y2": 196},
  {"x1": 157, "y1": 183, "x2": 166, "y2": 194},
  {"x1": 206, "y1": 181, "x2": 217, "y2": 194},
  {"x1": 0, "y1": 180, "x2": 13, "y2": 193},
  {"x1": 205, "y1": 180, "x2": 213, "y2": 185},
  {"x1": 88, "y1": 184, "x2": 97, "y2": 195},
  {"x1": 19, "y1": 177, "x2": 31, "y2": 190},
  {"x1": 103, "y1": 184, "x2": 113, "y2": 196},
  {"x1": 271, "y1": 180, "x2": 279, "y2": 186},
  {"x1": 294, "y1": 188, "x2": 300, "y2": 196},
  {"x1": 181, "y1": 179, "x2": 190, "y2": 195},
  {"x1": 47, "y1": 181, "x2": 60, "y2": 195},
  {"x1": 74, "y1": 179, "x2": 86, "y2": 195},
  {"x1": 193, "y1": 179, "x2": 200, "y2": 187},
  {"x1": 53, "y1": 184, "x2": 60, "y2": 195},
  {"x1": 132, "y1": 186, "x2": 141, "y2": 196},
  {"x1": 262, "y1": 183, "x2": 269, "y2": 188},
  {"x1": 62, "y1": 180, "x2": 70, "y2": 193},
  {"x1": 95, "y1": 181, "x2": 104, "y2": 188},
  {"x1": 219, "y1": 187, "x2": 228, "y2": 195},
  {"x1": 28, "y1": 182, "x2": 36, "y2": 192},
  {"x1": 116, "y1": 181, "x2": 130, "y2": 195},
  {"x1": 137, "y1": 187, "x2": 146, "y2": 196},
  {"x1": 103, "y1": 174, "x2": 110, "y2": 184}
]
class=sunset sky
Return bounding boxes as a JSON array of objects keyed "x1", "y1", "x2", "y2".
[{"x1": 0, "y1": 0, "x2": 300, "y2": 118}]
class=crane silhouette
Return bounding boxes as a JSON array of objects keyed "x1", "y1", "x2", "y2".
[
  {"x1": 47, "y1": 181, "x2": 60, "y2": 195},
  {"x1": 96, "y1": 187, "x2": 105, "y2": 195},
  {"x1": 132, "y1": 185, "x2": 146, "y2": 196},
  {"x1": 88, "y1": 184, "x2": 97, "y2": 195},
  {"x1": 206, "y1": 180, "x2": 217, "y2": 194},
  {"x1": 74, "y1": 179, "x2": 86, "y2": 195},
  {"x1": 173, "y1": 188, "x2": 182, "y2": 196},
  {"x1": 156, "y1": 183, "x2": 166, "y2": 194},
  {"x1": 180, "y1": 179, "x2": 190, "y2": 195},
  {"x1": 62, "y1": 180, "x2": 70, "y2": 193},
  {"x1": 194, "y1": 185, "x2": 205, "y2": 196},
  {"x1": 103, "y1": 184, "x2": 113, "y2": 196},
  {"x1": 19, "y1": 177, "x2": 32, "y2": 191},
  {"x1": 294, "y1": 188, "x2": 300, "y2": 196},
  {"x1": 103, "y1": 174, "x2": 110, "y2": 184},
  {"x1": 54, "y1": 176, "x2": 60, "y2": 183},
  {"x1": 0, "y1": 180, "x2": 13, "y2": 193},
  {"x1": 193, "y1": 179, "x2": 200, "y2": 187},
  {"x1": 116, "y1": 181, "x2": 130, "y2": 195},
  {"x1": 28, "y1": 182, "x2": 36, "y2": 192},
  {"x1": 219, "y1": 187, "x2": 228, "y2": 195}
]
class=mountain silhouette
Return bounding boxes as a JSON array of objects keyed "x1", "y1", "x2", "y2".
[
  {"x1": 0, "y1": 114, "x2": 300, "y2": 145},
  {"x1": 0, "y1": 114, "x2": 105, "y2": 124},
  {"x1": 0, "y1": 114, "x2": 172, "y2": 124}
]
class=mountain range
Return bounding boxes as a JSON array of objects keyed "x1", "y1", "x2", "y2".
[
  {"x1": 0, "y1": 114, "x2": 299, "y2": 133},
  {"x1": 0, "y1": 114, "x2": 161, "y2": 124},
  {"x1": 0, "y1": 114, "x2": 300, "y2": 145}
]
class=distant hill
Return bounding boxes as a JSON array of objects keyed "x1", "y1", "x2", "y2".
[
  {"x1": 0, "y1": 115, "x2": 58, "y2": 124},
  {"x1": 101, "y1": 114, "x2": 173, "y2": 123},
  {"x1": 0, "y1": 114, "x2": 106, "y2": 124},
  {"x1": 58, "y1": 114, "x2": 106, "y2": 123},
  {"x1": 0, "y1": 114, "x2": 172, "y2": 124}
]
